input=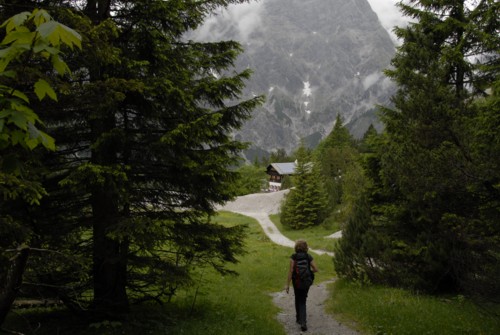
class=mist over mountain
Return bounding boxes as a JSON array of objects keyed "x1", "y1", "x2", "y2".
[{"x1": 192, "y1": 0, "x2": 396, "y2": 159}]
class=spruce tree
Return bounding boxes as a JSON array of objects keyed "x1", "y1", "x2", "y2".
[
  {"x1": 280, "y1": 144, "x2": 328, "y2": 229},
  {"x1": 336, "y1": 0, "x2": 499, "y2": 297},
  {"x1": 358, "y1": 124, "x2": 378, "y2": 153},
  {"x1": 315, "y1": 114, "x2": 353, "y2": 155},
  {"x1": 0, "y1": 0, "x2": 263, "y2": 315},
  {"x1": 315, "y1": 114, "x2": 358, "y2": 211}
]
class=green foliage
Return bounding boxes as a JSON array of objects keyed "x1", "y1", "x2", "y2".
[
  {"x1": 315, "y1": 114, "x2": 354, "y2": 156},
  {"x1": 335, "y1": 0, "x2": 500, "y2": 299},
  {"x1": 333, "y1": 158, "x2": 374, "y2": 281},
  {"x1": 358, "y1": 124, "x2": 378, "y2": 153},
  {"x1": 0, "y1": 8, "x2": 81, "y2": 206},
  {"x1": 313, "y1": 114, "x2": 361, "y2": 224},
  {"x1": 2, "y1": 213, "x2": 282, "y2": 334},
  {"x1": 231, "y1": 164, "x2": 267, "y2": 196},
  {"x1": 318, "y1": 145, "x2": 359, "y2": 210},
  {"x1": 0, "y1": 0, "x2": 264, "y2": 315},
  {"x1": 0, "y1": 9, "x2": 82, "y2": 326},
  {"x1": 280, "y1": 172, "x2": 294, "y2": 190},
  {"x1": 280, "y1": 143, "x2": 328, "y2": 229},
  {"x1": 5, "y1": 212, "x2": 496, "y2": 335},
  {"x1": 0, "y1": 9, "x2": 80, "y2": 153}
]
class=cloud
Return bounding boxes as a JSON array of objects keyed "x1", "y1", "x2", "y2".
[
  {"x1": 366, "y1": 0, "x2": 409, "y2": 43},
  {"x1": 229, "y1": 2, "x2": 264, "y2": 41},
  {"x1": 194, "y1": 0, "x2": 408, "y2": 45},
  {"x1": 193, "y1": 2, "x2": 264, "y2": 42},
  {"x1": 362, "y1": 71, "x2": 382, "y2": 90}
]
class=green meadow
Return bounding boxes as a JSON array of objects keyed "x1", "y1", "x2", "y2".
[
  {"x1": 4, "y1": 211, "x2": 499, "y2": 334},
  {"x1": 269, "y1": 213, "x2": 339, "y2": 252}
]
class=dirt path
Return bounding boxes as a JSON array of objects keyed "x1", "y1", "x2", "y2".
[
  {"x1": 272, "y1": 280, "x2": 359, "y2": 335},
  {"x1": 217, "y1": 191, "x2": 359, "y2": 335}
]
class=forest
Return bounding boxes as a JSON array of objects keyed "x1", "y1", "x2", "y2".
[{"x1": 0, "y1": 0, "x2": 499, "y2": 334}]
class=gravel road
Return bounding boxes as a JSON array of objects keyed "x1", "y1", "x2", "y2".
[{"x1": 217, "y1": 191, "x2": 359, "y2": 335}]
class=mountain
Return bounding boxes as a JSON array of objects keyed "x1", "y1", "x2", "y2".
[{"x1": 193, "y1": 0, "x2": 396, "y2": 159}]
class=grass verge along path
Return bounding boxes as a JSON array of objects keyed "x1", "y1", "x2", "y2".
[
  {"x1": 327, "y1": 279, "x2": 500, "y2": 335},
  {"x1": 269, "y1": 211, "x2": 500, "y2": 335}
]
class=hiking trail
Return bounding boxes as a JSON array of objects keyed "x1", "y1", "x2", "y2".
[{"x1": 217, "y1": 191, "x2": 359, "y2": 335}]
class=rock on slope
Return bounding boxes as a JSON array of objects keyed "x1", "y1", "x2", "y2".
[{"x1": 194, "y1": 0, "x2": 396, "y2": 158}]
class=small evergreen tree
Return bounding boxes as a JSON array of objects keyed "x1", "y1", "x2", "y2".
[
  {"x1": 280, "y1": 144, "x2": 328, "y2": 229},
  {"x1": 358, "y1": 124, "x2": 378, "y2": 153},
  {"x1": 333, "y1": 130, "x2": 382, "y2": 281},
  {"x1": 315, "y1": 114, "x2": 353, "y2": 155},
  {"x1": 314, "y1": 114, "x2": 359, "y2": 211}
]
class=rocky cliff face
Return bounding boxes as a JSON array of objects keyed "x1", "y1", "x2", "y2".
[{"x1": 194, "y1": 0, "x2": 396, "y2": 159}]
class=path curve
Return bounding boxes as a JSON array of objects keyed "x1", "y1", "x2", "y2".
[
  {"x1": 217, "y1": 191, "x2": 359, "y2": 335},
  {"x1": 217, "y1": 190, "x2": 333, "y2": 256}
]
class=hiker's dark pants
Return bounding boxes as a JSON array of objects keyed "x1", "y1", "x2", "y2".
[{"x1": 293, "y1": 286, "x2": 309, "y2": 326}]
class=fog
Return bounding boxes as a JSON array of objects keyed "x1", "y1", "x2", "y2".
[
  {"x1": 196, "y1": 0, "x2": 408, "y2": 44},
  {"x1": 195, "y1": 2, "x2": 265, "y2": 42},
  {"x1": 366, "y1": 0, "x2": 408, "y2": 43}
]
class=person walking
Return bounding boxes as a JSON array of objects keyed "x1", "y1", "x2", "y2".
[{"x1": 286, "y1": 239, "x2": 318, "y2": 332}]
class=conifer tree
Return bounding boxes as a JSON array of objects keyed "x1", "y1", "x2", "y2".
[
  {"x1": 0, "y1": 0, "x2": 263, "y2": 315},
  {"x1": 280, "y1": 144, "x2": 328, "y2": 229},
  {"x1": 315, "y1": 114, "x2": 353, "y2": 155},
  {"x1": 336, "y1": 0, "x2": 500, "y2": 297},
  {"x1": 315, "y1": 114, "x2": 358, "y2": 210},
  {"x1": 358, "y1": 124, "x2": 378, "y2": 153}
]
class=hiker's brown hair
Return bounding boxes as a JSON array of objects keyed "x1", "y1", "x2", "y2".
[{"x1": 294, "y1": 239, "x2": 309, "y2": 253}]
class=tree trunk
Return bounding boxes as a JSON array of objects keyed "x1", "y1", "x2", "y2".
[
  {"x1": 0, "y1": 246, "x2": 29, "y2": 326},
  {"x1": 91, "y1": 184, "x2": 129, "y2": 314},
  {"x1": 86, "y1": 0, "x2": 129, "y2": 312},
  {"x1": 89, "y1": 109, "x2": 129, "y2": 313}
]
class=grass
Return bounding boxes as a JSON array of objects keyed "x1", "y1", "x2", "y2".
[
  {"x1": 163, "y1": 212, "x2": 333, "y2": 334},
  {"x1": 269, "y1": 213, "x2": 339, "y2": 253},
  {"x1": 5, "y1": 211, "x2": 499, "y2": 335},
  {"x1": 3, "y1": 211, "x2": 332, "y2": 335},
  {"x1": 269, "y1": 212, "x2": 500, "y2": 335},
  {"x1": 327, "y1": 279, "x2": 500, "y2": 335},
  {"x1": 163, "y1": 211, "x2": 289, "y2": 335}
]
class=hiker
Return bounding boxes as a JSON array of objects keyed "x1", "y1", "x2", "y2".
[{"x1": 286, "y1": 239, "x2": 318, "y2": 332}]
